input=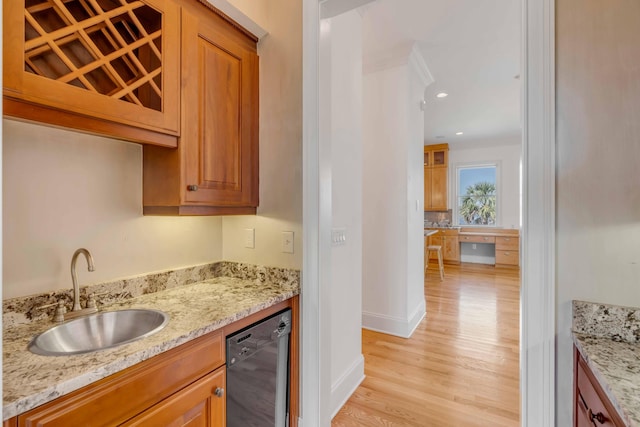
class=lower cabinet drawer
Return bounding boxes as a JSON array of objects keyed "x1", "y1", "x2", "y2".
[
  {"x1": 459, "y1": 235, "x2": 495, "y2": 244},
  {"x1": 495, "y1": 236, "x2": 519, "y2": 250},
  {"x1": 496, "y1": 249, "x2": 519, "y2": 266}
]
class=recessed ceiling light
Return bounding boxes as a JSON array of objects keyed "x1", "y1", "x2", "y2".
[
  {"x1": 436, "y1": 92, "x2": 448, "y2": 98},
  {"x1": 456, "y1": 132, "x2": 464, "y2": 135}
]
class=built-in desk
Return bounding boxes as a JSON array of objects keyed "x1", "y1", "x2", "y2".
[
  {"x1": 459, "y1": 228, "x2": 520, "y2": 267},
  {"x1": 424, "y1": 227, "x2": 520, "y2": 267}
]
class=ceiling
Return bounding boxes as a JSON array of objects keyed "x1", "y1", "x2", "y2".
[{"x1": 360, "y1": 0, "x2": 522, "y2": 148}]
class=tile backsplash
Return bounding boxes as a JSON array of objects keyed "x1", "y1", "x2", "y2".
[
  {"x1": 424, "y1": 209, "x2": 453, "y2": 227},
  {"x1": 3, "y1": 261, "x2": 300, "y2": 328}
]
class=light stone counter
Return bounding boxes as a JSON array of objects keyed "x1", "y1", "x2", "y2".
[
  {"x1": 572, "y1": 300, "x2": 640, "y2": 427},
  {"x1": 3, "y1": 271, "x2": 299, "y2": 420}
]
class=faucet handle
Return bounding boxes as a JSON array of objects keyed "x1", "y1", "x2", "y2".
[
  {"x1": 86, "y1": 293, "x2": 97, "y2": 309},
  {"x1": 53, "y1": 300, "x2": 67, "y2": 323}
]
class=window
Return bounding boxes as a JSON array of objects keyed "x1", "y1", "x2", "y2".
[{"x1": 456, "y1": 164, "x2": 498, "y2": 226}]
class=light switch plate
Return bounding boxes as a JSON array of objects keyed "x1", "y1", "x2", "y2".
[
  {"x1": 331, "y1": 228, "x2": 347, "y2": 246},
  {"x1": 282, "y1": 231, "x2": 294, "y2": 253},
  {"x1": 244, "y1": 228, "x2": 255, "y2": 248}
]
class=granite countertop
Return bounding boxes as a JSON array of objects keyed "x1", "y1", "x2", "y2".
[
  {"x1": 572, "y1": 300, "x2": 640, "y2": 427},
  {"x1": 3, "y1": 275, "x2": 299, "y2": 419}
]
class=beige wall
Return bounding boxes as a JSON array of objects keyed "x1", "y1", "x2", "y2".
[
  {"x1": 221, "y1": 0, "x2": 303, "y2": 269},
  {"x1": 3, "y1": 120, "x2": 223, "y2": 299},
  {"x1": 556, "y1": 0, "x2": 640, "y2": 424}
]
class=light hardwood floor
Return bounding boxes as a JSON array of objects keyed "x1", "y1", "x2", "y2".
[{"x1": 332, "y1": 263, "x2": 521, "y2": 427}]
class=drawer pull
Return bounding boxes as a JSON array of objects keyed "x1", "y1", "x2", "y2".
[
  {"x1": 187, "y1": 184, "x2": 199, "y2": 191},
  {"x1": 504, "y1": 252, "x2": 511, "y2": 256},
  {"x1": 483, "y1": 237, "x2": 488, "y2": 241},
  {"x1": 588, "y1": 409, "x2": 607, "y2": 424}
]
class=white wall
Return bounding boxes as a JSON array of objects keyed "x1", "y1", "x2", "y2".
[
  {"x1": 323, "y1": 11, "x2": 365, "y2": 417},
  {"x1": 3, "y1": 120, "x2": 223, "y2": 299},
  {"x1": 556, "y1": 0, "x2": 640, "y2": 425},
  {"x1": 362, "y1": 49, "x2": 429, "y2": 337},
  {"x1": 221, "y1": 0, "x2": 303, "y2": 270},
  {"x1": 448, "y1": 140, "x2": 521, "y2": 228},
  {"x1": 406, "y1": 57, "x2": 428, "y2": 328}
]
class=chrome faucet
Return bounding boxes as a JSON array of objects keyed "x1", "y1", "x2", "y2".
[{"x1": 66, "y1": 248, "x2": 97, "y2": 320}]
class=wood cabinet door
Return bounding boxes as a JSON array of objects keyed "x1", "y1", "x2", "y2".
[
  {"x1": 430, "y1": 167, "x2": 447, "y2": 210},
  {"x1": 443, "y1": 236, "x2": 460, "y2": 262},
  {"x1": 424, "y1": 166, "x2": 432, "y2": 209},
  {"x1": 181, "y1": 9, "x2": 259, "y2": 208},
  {"x1": 3, "y1": 0, "x2": 180, "y2": 141},
  {"x1": 122, "y1": 367, "x2": 226, "y2": 427}
]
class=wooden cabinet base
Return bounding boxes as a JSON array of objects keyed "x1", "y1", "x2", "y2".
[{"x1": 574, "y1": 347, "x2": 625, "y2": 427}]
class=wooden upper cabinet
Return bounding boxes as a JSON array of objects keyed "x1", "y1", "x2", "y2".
[
  {"x1": 424, "y1": 143, "x2": 448, "y2": 211},
  {"x1": 3, "y1": 0, "x2": 181, "y2": 147},
  {"x1": 142, "y1": 2, "x2": 259, "y2": 215}
]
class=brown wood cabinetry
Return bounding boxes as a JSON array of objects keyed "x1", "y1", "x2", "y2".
[
  {"x1": 424, "y1": 144, "x2": 448, "y2": 211},
  {"x1": 143, "y1": 1, "x2": 259, "y2": 215},
  {"x1": 3, "y1": 0, "x2": 181, "y2": 147},
  {"x1": 495, "y1": 236, "x2": 519, "y2": 267},
  {"x1": 122, "y1": 367, "x2": 225, "y2": 427},
  {"x1": 442, "y1": 234, "x2": 460, "y2": 263},
  {"x1": 427, "y1": 229, "x2": 460, "y2": 264},
  {"x1": 574, "y1": 347, "x2": 625, "y2": 427},
  {"x1": 4, "y1": 0, "x2": 260, "y2": 215}
]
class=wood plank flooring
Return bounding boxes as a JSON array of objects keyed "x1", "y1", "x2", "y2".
[{"x1": 332, "y1": 263, "x2": 521, "y2": 426}]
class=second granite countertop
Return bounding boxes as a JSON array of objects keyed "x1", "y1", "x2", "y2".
[
  {"x1": 573, "y1": 300, "x2": 640, "y2": 427},
  {"x1": 3, "y1": 276, "x2": 299, "y2": 419}
]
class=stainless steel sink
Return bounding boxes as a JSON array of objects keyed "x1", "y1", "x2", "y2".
[{"x1": 28, "y1": 309, "x2": 169, "y2": 356}]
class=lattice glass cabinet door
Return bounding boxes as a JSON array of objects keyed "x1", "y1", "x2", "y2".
[{"x1": 3, "y1": 0, "x2": 180, "y2": 140}]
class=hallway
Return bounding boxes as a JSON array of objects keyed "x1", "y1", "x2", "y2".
[{"x1": 332, "y1": 264, "x2": 520, "y2": 426}]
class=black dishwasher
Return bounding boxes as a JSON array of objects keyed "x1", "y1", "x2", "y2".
[{"x1": 226, "y1": 308, "x2": 292, "y2": 427}]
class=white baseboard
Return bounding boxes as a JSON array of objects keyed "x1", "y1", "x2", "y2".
[
  {"x1": 330, "y1": 355, "x2": 365, "y2": 419},
  {"x1": 362, "y1": 300, "x2": 426, "y2": 338}
]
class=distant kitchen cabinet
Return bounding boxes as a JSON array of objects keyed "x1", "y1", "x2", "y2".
[
  {"x1": 142, "y1": 0, "x2": 259, "y2": 215},
  {"x1": 424, "y1": 143, "x2": 448, "y2": 211},
  {"x1": 3, "y1": 0, "x2": 181, "y2": 147},
  {"x1": 427, "y1": 229, "x2": 460, "y2": 264}
]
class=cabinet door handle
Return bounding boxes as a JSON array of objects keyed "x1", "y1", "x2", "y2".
[
  {"x1": 588, "y1": 408, "x2": 607, "y2": 424},
  {"x1": 483, "y1": 237, "x2": 489, "y2": 241},
  {"x1": 214, "y1": 387, "x2": 224, "y2": 398},
  {"x1": 187, "y1": 184, "x2": 199, "y2": 192}
]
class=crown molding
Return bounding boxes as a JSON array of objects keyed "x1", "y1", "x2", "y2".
[
  {"x1": 363, "y1": 43, "x2": 434, "y2": 88},
  {"x1": 203, "y1": 0, "x2": 268, "y2": 40},
  {"x1": 320, "y1": 0, "x2": 376, "y2": 19}
]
